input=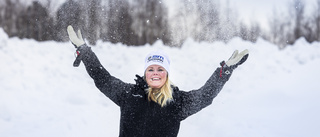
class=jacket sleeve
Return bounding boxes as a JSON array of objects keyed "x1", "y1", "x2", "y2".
[
  {"x1": 177, "y1": 66, "x2": 232, "y2": 121},
  {"x1": 77, "y1": 45, "x2": 132, "y2": 107}
]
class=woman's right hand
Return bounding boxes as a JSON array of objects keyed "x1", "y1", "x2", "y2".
[
  {"x1": 67, "y1": 25, "x2": 85, "y2": 48},
  {"x1": 67, "y1": 25, "x2": 87, "y2": 67}
]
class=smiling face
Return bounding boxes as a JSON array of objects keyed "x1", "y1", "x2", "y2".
[{"x1": 145, "y1": 65, "x2": 168, "y2": 89}]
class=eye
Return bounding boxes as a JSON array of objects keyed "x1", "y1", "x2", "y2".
[
  {"x1": 148, "y1": 69, "x2": 154, "y2": 72},
  {"x1": 158, "y1": 68, "x2": 164, "y2": 71}
]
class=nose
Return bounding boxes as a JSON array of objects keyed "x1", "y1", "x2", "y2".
[{"x1": 152, "y1": 70, "x2": 160, "y2": 75}]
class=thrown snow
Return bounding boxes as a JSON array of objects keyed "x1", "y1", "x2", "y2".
[{"x1": 0, "y1": 28, "x2": 319, "y2": 137}]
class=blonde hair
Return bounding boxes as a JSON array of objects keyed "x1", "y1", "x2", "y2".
[{"x1": 146, "y1": 78, "x2": 173, "y2": 107}]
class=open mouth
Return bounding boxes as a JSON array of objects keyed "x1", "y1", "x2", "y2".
[{"x1": 151, "y1": 78, "x2": 161, "y2": 81}]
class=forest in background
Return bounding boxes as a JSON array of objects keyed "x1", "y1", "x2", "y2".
[{"x1": 0, "y1": 0, "x2": 320, "y2": 48}]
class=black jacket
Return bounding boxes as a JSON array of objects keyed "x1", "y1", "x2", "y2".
[{"x1": 77, "y1": 45, "x2": 232, "y2": 137}]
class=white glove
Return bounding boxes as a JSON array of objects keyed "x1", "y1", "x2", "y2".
[
  {"x1": 67, "y1": 25, "x2": 85, "y2": 47},
  {"x1": 226, "y1": 49, "x2": 249, "y2": 67}
]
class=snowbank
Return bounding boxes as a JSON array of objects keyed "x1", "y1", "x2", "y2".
[{"x1": 0, "y1": 29, "x2": 319, "y2": 137}]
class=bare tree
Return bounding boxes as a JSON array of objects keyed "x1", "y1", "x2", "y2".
[
  {"x1": 3, "y1": 0, "x2": 21, "y2": 37},
  {"x1": 268, "y1": 8, "x2": 290, "y2": 48},
  {"x1": 167, "y1": 0, "x2": 199, "y2": 47},
  {"x1": 292, "y1": 0, "x2": 305, "y2": 42},
  {"x1": 218, "y1": 0, "x2": 238, "y2": 42},
  {"x1": 195, "y1": 0, "x2": 220, "y2": 42},
  {"x1": 129, "y1": 0, "x2": 169, "y2": 45},
  {"x1": 24, "y1": 1, "x2": 52, "y2": 41},
  {"x1": 314, "y1": 0, "x2": 320, "y2": 41},
  {"x1": 86, "y1": 0, "x2": 102, "y2": 45},
  {"x1": 55, "y1": 0, "x2": 83, "y2": 41},
  {"x1": 239, "y1": 23, "x2": 249, "y2": 41},
  {"x1": 0, "y1": 1, "x2": 5, "y2": 27},
  {"x1": 106, "y1": 0, "x2": 134, "y2": 45},
  {"x1": 248, "y1": 22, "x2": 261, "y2": 42}
]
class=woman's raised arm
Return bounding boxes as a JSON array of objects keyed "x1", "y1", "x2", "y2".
[
  {"x1": 177, "y1": 50, "x2": 249, "y2": 120},
  {"x1": 67, "y1": 25, "x2": 132, "y2": 107}
]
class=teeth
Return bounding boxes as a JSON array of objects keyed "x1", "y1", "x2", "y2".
[{"x1": 152, "y1": 78, "x2": 160, "y2": 81}]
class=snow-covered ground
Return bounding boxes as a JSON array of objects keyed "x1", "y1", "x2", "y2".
[{"x1": 0, "y1": 28, "x2": 319, "y2": 137}]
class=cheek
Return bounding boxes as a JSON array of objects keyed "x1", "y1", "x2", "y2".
[
  {"x1": 145, "y1": 72, "x2": 152, "y2": 79},
  {"x1": 159, "y1": 71, "x2": 168, "y2": 80},
  {"x1": 145, "y1": 72, "x2": 152, "y2": 84}
]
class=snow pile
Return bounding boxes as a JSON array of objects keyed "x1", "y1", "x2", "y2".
[{"x1": 0, "y1": 28, "x2": 319, "y2": 137}]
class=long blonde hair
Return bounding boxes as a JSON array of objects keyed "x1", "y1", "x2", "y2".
[{"x1": 146, "y1": 78, "x2": 173, "y2": 107}]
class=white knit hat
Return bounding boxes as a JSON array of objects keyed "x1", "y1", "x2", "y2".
[{"x1": 144, "y1": 50, "x2": 170, "y2": 74}]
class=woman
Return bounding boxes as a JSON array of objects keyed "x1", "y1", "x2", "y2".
[{"x1": 67, "y1": 25, "x2": 249, "y2": 137}]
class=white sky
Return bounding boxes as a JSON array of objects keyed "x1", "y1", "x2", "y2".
[{"x1": 228, "y1": 0, "x2": 318, "y2": 30}]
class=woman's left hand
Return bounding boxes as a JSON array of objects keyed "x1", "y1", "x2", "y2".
[{"x1": 225, "y1": 49, "x2": 249, "y2": 69}]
